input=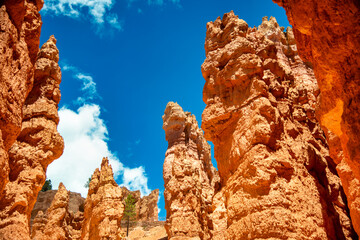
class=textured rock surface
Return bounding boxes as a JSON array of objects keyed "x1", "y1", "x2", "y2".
[
  {"x1": 0, "y1": 0, "x2": 43, "y2": 196},
  {"x1": 272, "y1": 0, "x2": 360, "y2": 235},
  {"x1": 0, "y1": 32, "x2": 64, "y2": 239},
  {"x1": 128, "y1": 225, "x2": 167, "y2": 240},
  {"x1": 200, "y1": 12, "x2": 356, "y2": 239},
  {"x1": 162, "y1": 102, "x2": 220, "y2": 239},
  {"x1": 121, "y1": 187, "x2": 159, "y2": 222},
  {"x1": 81, "y1": 157, "x2": 125, "y2": 240},
  {"x1": 31, "y1": 189, "x2": 85, "y2": 226},
  {"x1": 31, "y1": 183, "x2": 84, "y2": 240}
]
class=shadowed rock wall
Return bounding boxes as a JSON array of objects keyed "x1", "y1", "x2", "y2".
[{"x1": 272, "y1": 0, "x2": 360, "y2": 235}]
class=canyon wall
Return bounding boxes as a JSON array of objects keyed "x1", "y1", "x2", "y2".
[
  {"x1": 0, "y1": 1, "x2": 64, "y2": 237},
  {"x1": 272, "y1": 0, "x2": 360, "y2": 234},
  {"x1": 162, "y1": 102, "x2": 220, "y2": 239},
  {"x1": 81, "y1": 157, "x2": 125, "y2": 240}
]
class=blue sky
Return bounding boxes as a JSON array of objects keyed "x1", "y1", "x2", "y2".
[{"x1": 40, "y1": 0, "x2": 290, "y2": 220}]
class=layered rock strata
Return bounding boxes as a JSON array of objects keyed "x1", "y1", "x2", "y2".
[
  {"x1": 272, "y1": 0, "x2": 360, "y2": 235},
  {"x1": 0, "y1": 33, "x2": 64, "y2": 239},
  {"x1": 162, "y1": 102, "x2": 220, "y2": 239},
  {"x1": 81, "y1": 157, "x2": 125, "y2": 240},
  {"x1": 163, "y1": 12, "x2": 357, "y2": 239},
  {"x1": 31, "y1": 183, "x2": 83, "y2": 240},
  {"x1": 121, "y1": 187, "x2": 159, "y2": 222}
]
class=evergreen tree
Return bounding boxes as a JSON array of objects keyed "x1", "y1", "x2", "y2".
[
  {"x1": 41, "y1": 179, "x2": 52, "y2": 192},
  {"x1": 84, "y1": 177, "x2": 91, "y2": 188},
  {"x1": 123, "y1": 194, "x2": 136, "y2": 236}
]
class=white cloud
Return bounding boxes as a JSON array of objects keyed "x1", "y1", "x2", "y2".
[
  {"x1": 157, "y1": 190, "x2": 161, "y2": 214},
  {"x1": 121, "y1": 166, "x2": 150, "y2": 196},
  {"x1": 48, "y1": 103, "x2": 151, "y2": 197},
  {"x1": 42, "y1": 0, "x2": 122, "y2": 31}
]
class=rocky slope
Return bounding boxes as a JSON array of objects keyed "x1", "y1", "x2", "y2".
[
  {"x1": 0, "y1": 3, "x2": 64, "y2": 237},
  {"x1": 273, "y1": 0, "x2": 360, "y2": 235},
  {"x1": 81, "y1": 157, "x2": 125, "y2": 240},
  {"x1": 162, "y1": 102, "x2": 219, "y2": 239}
]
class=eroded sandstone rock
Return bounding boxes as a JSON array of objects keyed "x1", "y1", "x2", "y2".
[
  {"x1": 0, "y1": 33, "x2": 64, "y2": 239},
  {"x1": 200, "y1": 12, "x2": 355, "y2": 239},
  {"x1": 162, "y1": 102, "x2": 220, "y2": 239},
  {"x1": 81, "y1": 157, "x2": 125, "y2": 240},
  {"x1": 272, "y1": 0, "x2": 360, "y2": 235},
  {"x1": 30, "y1": 183, "x2": 84, "y2": 240},
  {"x1": 0, "y1": 0, "x2": 43, "y2": 195},
  {"x1": 31, "y1": 189, "x2": 85, "y2": 226},
  {"x1": 121, "y1": 187, "x2": 159, "y2": 222}
]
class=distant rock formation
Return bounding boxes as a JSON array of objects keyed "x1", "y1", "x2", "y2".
[
  {"x1": 272, "y1": 0, "x2": 360, "y2": 235},
  {"x1": 0, "y1": 3, "x2": 64, "y2": 237},
  {"x1": 162, "y1": 102, "x2": 220, "y2": 239},
  {"x1": 81, "y1": 157, "x2": 125, "y2": 240},
  {"x1": 31, "y1": 183, "x2": 83, "y2": 240},
  {"x1": 121, "y1": 187, "x2": 159, "y2": 222},
  {"x1": 31, "y1": 189, "x2": 85, "y2": 226}
]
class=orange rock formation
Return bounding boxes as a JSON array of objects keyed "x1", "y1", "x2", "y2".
[
  {"x1": 121, "y1": 187, "x2": 159, "y2": 222},
  {"x1": 31, "y1": 189, "x2": 85, "y2": 226},
  {"x1": 0, "y1": 1, "x2": 43, "y2": 197},
  {"x1": 31, "y1": 183, "x2": 83, "y2": 240},
  {"x1": 201, "y1": 11, "x2": 356, "y2": 239},
  {"x1": 163, "y1": 12, "x2": 357, "y2": 240},
  {"x1": 273, "y1": 0, "x2": 360, "y2": 234},
  {"x1": 81, "y1": 157, "x2": 125, "y2": 240},
  {"x1": 162, "y1": 102, "x2": 220, "y2": 239},
  {"x1": 0, "y1": 16, "x2": 64, "y2": 239}
]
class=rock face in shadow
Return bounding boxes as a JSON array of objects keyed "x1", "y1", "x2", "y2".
[
  {"x1": 162, "y1": 12, "x2": 357, "y2": 240},
  {"x1": 81, "y1": 157, "x2": 125, "y2": 240},
  {"x1": 272, "y1": 0, "x2": 360, "y2": 235},
  {"x1": 162, "y1": 102, "x2": 220, "y2": 240},
  {"x1": 31, "y1": 183, "x2": 84, "y2": 240},
  {"x1": 0, "y1": 21, "x2": 64, "y2": 240},
  {"x1": 121, "y1": 187, "x2": 159, "y2": 222}
]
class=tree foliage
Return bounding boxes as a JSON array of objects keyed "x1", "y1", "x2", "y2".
[
  {"x1": 41, "y1": 179, "x2": 52, "y2": 192},
  {"x1": 124, "y1": 194, "x2": 137, "y2": 236},
  {"x1": 84, "y1": 177, "x2": 91, "y2": 188}
]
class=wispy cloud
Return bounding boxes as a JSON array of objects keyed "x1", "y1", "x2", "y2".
[
  {"x1": 62, "y1": 64, "x2": 99, "y2": 104},
  {"x1": 42, "y1": 0, "x2": 122, "y2": 31},
  {"x1": 147, "y1": 0, "x2": 180, "y2": 5}
]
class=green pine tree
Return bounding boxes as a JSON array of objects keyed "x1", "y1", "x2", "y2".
[
  {"x1": 41, "y1": 179, "x2": 52, "y2": 192},
  {"x1": 84, "y1": 177, "x2": 91, "y2": 188},
  {"x1": 123, "y1": 194, "x2": 137, "y2": 236}
]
